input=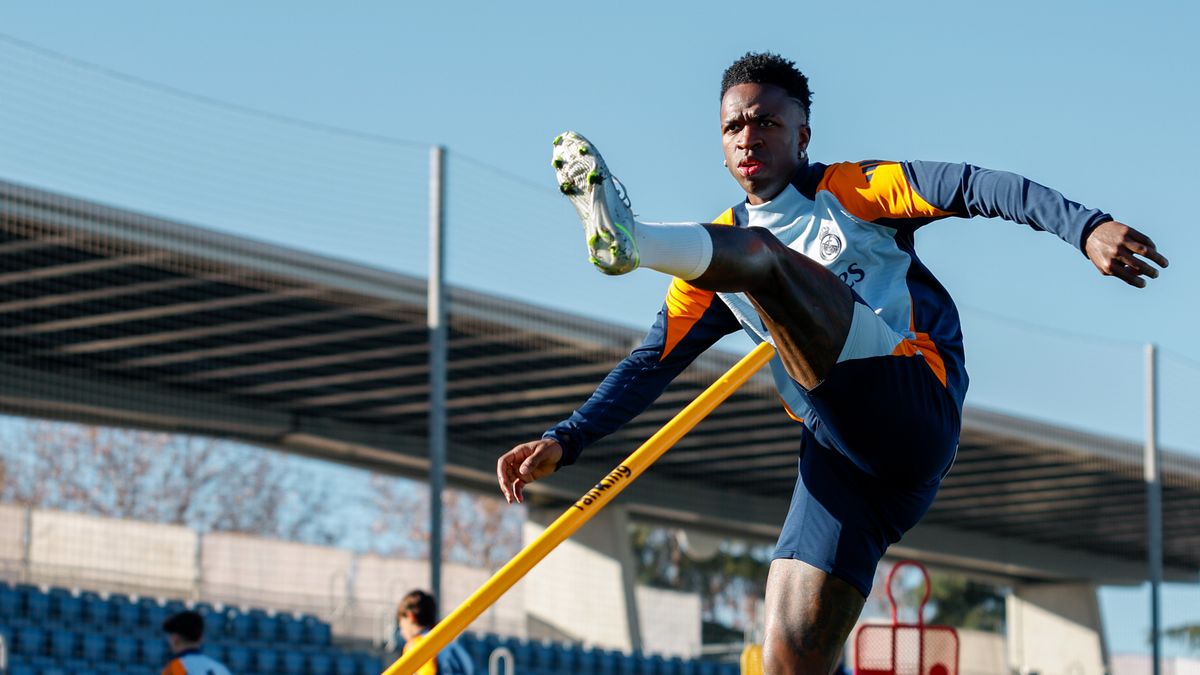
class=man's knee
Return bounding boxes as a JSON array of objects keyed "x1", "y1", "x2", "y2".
[{"x1": 762, "y1": 560, "x2": 863, "y2": 674}]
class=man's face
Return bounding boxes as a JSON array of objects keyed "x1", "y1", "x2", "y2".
[{"x1": 720, "y1": 82, "x2": 810, "y2": 205}]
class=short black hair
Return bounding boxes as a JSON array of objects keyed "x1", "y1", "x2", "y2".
[
  {"x1": 720, "y1": 52, "x2": 812, "y2": 122},
  {"x1": 162, "y1": 610, "x2": 205, "y2": 643},
  {"x1": 399, "y1": 589, "x2": 437, "y2": 628}
]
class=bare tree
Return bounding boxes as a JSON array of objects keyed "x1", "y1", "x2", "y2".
[
  {"x1": 367, "y1": 473, "x2": 524, "y2": 569},
  {"x1": 0, "y1": 417, "x2": 341, "y2": 544}
]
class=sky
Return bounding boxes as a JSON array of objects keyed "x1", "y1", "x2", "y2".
[{"x1": 0, "y1": 0, "x2": 1197, "y2": 658}]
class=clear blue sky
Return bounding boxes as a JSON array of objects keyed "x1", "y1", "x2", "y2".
[{"x1": 0, "y1": 0, "x2": 1197, "y2": 657}]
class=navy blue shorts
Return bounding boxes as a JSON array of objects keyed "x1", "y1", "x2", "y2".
[{"x1": 772, "y1": 354, "x2": 960, "y2": 597}]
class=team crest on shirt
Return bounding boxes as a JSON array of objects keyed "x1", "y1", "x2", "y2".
[{"x1": 818, "y1": 226, "x2": 843, "y2": 261}]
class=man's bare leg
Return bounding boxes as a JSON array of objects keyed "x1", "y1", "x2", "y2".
[
  {"x1": 763, "y1": 560, "x2": 864, "y2": 674},
  {"x1": 691, "y1": 225, "x2": 854, "y2": 390}
]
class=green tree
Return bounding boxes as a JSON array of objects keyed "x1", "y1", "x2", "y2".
[{"x1": 1166, "y1": 623, "x2": 1200, "y2": 652}]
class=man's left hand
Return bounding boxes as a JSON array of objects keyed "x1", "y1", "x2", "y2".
[{"x1": 1084, "y1": 220, "x2": 1169, "y2": 288}]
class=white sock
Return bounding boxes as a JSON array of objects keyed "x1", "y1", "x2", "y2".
[{"x1": 634, "y1": 222, "x2": 713, "y2": 280}]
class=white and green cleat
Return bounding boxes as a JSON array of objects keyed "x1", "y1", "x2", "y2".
[{"x1": 552, "y1": 131, "x2": 639, "y2": 275}]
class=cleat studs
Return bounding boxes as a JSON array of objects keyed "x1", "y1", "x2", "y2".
[
  {"x1": 560, "y1": 181, "x2": 576, "y2": 195},
  {"x1": 553, "y1": 134, "x2": 563, "y2": 146},
  {"x1": 587, "y1": 170, "x2": 602, "y2": 184},
  {"x1": 578, "y1": 146, "x2": 589, "y2": 155},
  {"x1": 553, "y1": 157, "x2": 565, "y2": 169}
]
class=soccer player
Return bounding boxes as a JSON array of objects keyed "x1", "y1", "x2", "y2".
[
  {"x1": 496, "y1": 52, "x2": 1167, "y2": 673},
  {"x1": 160, "y1": 610, "x2": 231, "y2": 675},
  {"x1": 398, "y1": 589, "x2": 475, "y2": 675}
]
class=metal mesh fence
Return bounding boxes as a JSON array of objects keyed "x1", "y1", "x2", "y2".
[{"x1": 0, "y1": 29, "x2": 1196, "y2": 675}]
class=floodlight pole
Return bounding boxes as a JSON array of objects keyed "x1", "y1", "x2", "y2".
[
  {"x1": 1144, "y1": 343, "x2": 1162, "y2": 675},
  {"x1": 428, "y1": 145, "x2": 447, "y2": 604}
]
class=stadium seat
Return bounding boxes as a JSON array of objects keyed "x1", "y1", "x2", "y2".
[
  {"x1": 279, "y1": 613, "x2": 305, "y2": 643},
  {"x1": 53, "y1": 592, "x2": 83, "y2": 624},
  {"x1": 164, "y1": 599, "x2": 187, "y2": 615},
  {"x1": 459, "y1": 632, "x2": 487, "y2": 667},
  {"x1": 14, "y1": 626, "x2": 45, "y2": 657},
  {"x1": 64, "y1": 658, "x2": 98, "y2": 675},
  {"x1": 578, "y1": 647, "x2": 598, "y2": 673},
  {"x1": 197, "y1": 605, "x2": 226, "y2": 639},
  {"x1": 308, "y1": 650, "x2": 332, "y2": 674},
  {"x1": 226, "y1": 645, "x2": 252, "y2": 673},
  {"x1": 662, "y1": 655, "x2": 684, "y2": 675},
  {"x1": 49, "y1": 627, "x2": 77, "y2": 659},
  {"x1": 81, "y1": 632, "x2": 107, "y2": 661},
  {"x1": 559, "y1": 643, "x2": 582, "y2": 673},
  {"x1": 250, "y1": 609, "x2": 279, "y2": 642},
  {"x1": 303, "y1": 615, "x2": 332, "y2": 646},
  {"x1": 227, "y1": 610, "x2": 254, "y2": 641},
  {"x1": 640, "y1": 654, "x2": 665, "y2": 675},
  {"x1": 254, "y1": 646, "x2": 280, "y2": 673},
  {"x1": 0, "y1": 583, "x2": 20, "y2": 617},
  {"x1": 41, "y1": 666, "x2": 67, "y2": 675},
  {"x1": 618, "y1": 652, "x2": 639, "y2": 675},
  {"x1": 109, "y1": 594, "x2": 140, "y2": 627},
  {"x1": 206, "y1": 642, "x2": 228, "y2": 664},
  {"x1": 279, "y1": 648, "x2": 305, "y2": 674},
  {"x1": 140, "y1": 636, "x2": 168, "y2": 667},
  {"x1": 8, "y1": 663, "x2": 36, "y2": 675},
  {"x1": 598, "y1": 649, "x2": 621, "y2": 675},
  {"x1": 142, "y1": 599, "x2": 169, "y2": 630},
  {"x1": 697, "y1": 659, "x2": 718, "y2": 675},
  {"x1": 334, "y1": 652, "x2": 359, "y2": 675},
  {"x1": 358, "y1": 653, "x2": 384, "y2": 675},
  {"x1": 81, "y1": 593, "x2": 109, "y2": 625},
  {"x1": 22, "y1": 587, "x2": 49, "y2": 622},
  {"x1": 111, "y1": 634, "x2": 138, "y2": 663}
]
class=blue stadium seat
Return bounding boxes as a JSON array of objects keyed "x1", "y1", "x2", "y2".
[
  {"x1": 206, "y1": 642, "x2": 228, "y2": 664},
  {"x1": 358, "y1": 653, "x2": 384, "y2": 675},
  {"x1": 678, "y1": 657, "x2": 700, "y2": 675},
  {"x1": 578, "y1": 647, "x2": 598, "y2": 674},
  {"x1": 111, "y1": 634, "x2": 138, "y2": 664},
  {"x1": 140, "y1": 636, "x2": 168, "y2": 667},
  {"x1": 81, "y1": 632, "x2": 107, "y2": 661},
  {"x1": 49, "y1": 627, "x2": 77, "y2": 659},
  {"x1": 717, "y1": 663, "x2": 740, "y2": 675},
  {"x1": 459, "y1": 632, "x2": 487, "y2": 667},
  {"x1": 559, "y1": 643, "x2": 583, "y2": 673},
  {"x1": 640, "y1": 654, "x2": 665, "y2": 675},
  {"x1": 142, "y1": 599, "x2": 169, "y2": 630},
  {"x1": 253, "y1": 646, "x2": 280, "y2": 674},
  {"x1": 308, "y1": 650, "x2": 332, "y2": 674},
  {"x1": 303, "y1": 615, "x2": 332, "y2": 646},
  {"x1": 109, "y1": 594, "x2": 140, "y2": 628},
  {"x1": 81, "y1": 593, "x2": 109, "y2": 625},
  {"x1": 661, "y1": 655, "x2": 683, "y2": 675},
  {"x1": 9, "y1": 663, "x2": 36, "y2": 675},
  {"x1": 226, "y1": 645, "x2": 252, "y2": 673},
  {"x1": 22, "y1": 587, "x2": 49, "y2": 622},
  {"x1": 279, "y1": 613, "x2": 305, "y2": 643},
  {"x1": 334, "y1": 652, "x2": 359, "y2": 675},
  {"x1": 598, "y1": 649, "x2": 621, "y2": 675},
  {"x1": 227, "y1": 610, "x2": 253, "y2": 641},
  {"x1": 279, "y1": 648, "x2": 305, "y2": 674},
  {"x1": 41, "y1": 666, "x2": 68, "y2": 675},
  {"x1": 0, "y1": 583, "x2": 20, "y2": 618},
  {"x1": 197, "y1": 605, "x2": 226, "y2": 639},
  {"x1": 15, "y1": 626, "x2": 45, "y2": 657},
  {"x1": 697, "y1": 660, "x2": 718, "y2": 675},
  {"x1": 53, "y1": 593, "x2": 83, "y2": 624},
  {"x1": 64, "y1": 658, "x2": 98, "y2": 675},
  {"x1": 250, "y1": 609, "x2": 279, "y2": 642}
]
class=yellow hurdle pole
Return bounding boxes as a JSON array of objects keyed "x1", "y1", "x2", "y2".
[{"x1": 384, "y1": 341, "x2": 776, "y2": 675}]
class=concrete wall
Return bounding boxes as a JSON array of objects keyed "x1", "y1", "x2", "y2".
[
  {"x1": 1007, "y1": 582, "x2": 1107, "y2": 675},
  {"x1": 201, "y1": 532, "x2": 353, "y2": 614},
  {"x1": 1112, "y1": 655, "x2": 1200, "y2": 675},
  {"x1": 636, "y1": 586, "x2": 702, "y2": 658},
  {"x1": 29, "y1": 509, "x2": 195, "y2": 597}
]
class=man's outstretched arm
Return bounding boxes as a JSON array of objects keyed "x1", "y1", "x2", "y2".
[{"x1": 897, "y1": 160, "x2": 1169, "y2": 287}]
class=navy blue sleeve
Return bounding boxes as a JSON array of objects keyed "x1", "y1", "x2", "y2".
[
  {"x1": 543, "y1": 296, "x2": 740, "y2": 468},
  {"x1": 902, "y1": 161, "x2": 1112, "y2": 254}
]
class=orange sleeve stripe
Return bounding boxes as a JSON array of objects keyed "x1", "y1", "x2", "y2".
[
  {"x1": 659, "y1": 208, "x2": 735, "y2": 361},
  {"x1": 892, "y1": 333, "x2": 947, "y2": 387},
  {"x1": 162, "y1": 659, "x2": 187, "y2": 675},
  {"x1": 817, "y1": 162, "x2": 953, "y2": 223}
]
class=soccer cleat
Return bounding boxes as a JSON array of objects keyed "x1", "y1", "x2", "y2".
[{"x1": 551, "y1": 131, "x2": 639, "y2": 275}]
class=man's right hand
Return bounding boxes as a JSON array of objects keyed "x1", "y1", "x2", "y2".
[{"x1": 496, "y1": 439, "x2": 563, "y2": 504}]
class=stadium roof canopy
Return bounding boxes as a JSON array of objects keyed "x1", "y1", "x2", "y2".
[{"x1": 1, "y1": 179, "x2": 1197, "y2": 585}]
